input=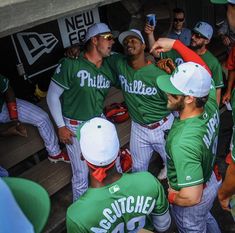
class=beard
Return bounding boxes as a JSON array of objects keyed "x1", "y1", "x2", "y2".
[
  {"x1": 189, "y1": 40, "x2": 204, "y2": 51},
  {"x1": 167, "y1": 97, "x2": 185, "y2": 111}
]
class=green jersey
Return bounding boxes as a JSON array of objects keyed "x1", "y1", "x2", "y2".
[
  {"x1": 166, "y1": 84, "x2": 219, "y2": 191},
  {"x1": 52, "y1": 56, "x2": 117, "y2": 121},
  {"x1": 107, "y1": 54, "x2": 170, "y2": 124},
  {"x1": 66, "y1": 172, "x2": 169, "y2": 233},
  {"x1": 162, "y1": 50, "x2": 224, "y2": 89},
  {"x1": 0, "y1": 74, "x2": 9, "y2": 112}
]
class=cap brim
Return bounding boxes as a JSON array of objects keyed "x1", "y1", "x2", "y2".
[
  {"x1": 157, "y1": 75, "x2": 184, "y2": 95},
  {"x1": 118, "y1": 31, "x2": 143, "y2": 45},
  {"x1": 210, "y1": 0, "x2": 227, "y2": 3}
]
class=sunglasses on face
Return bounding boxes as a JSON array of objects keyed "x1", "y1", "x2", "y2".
[
  {"x1": 174, "y1": 18, "x2": 184, "y2": 22},
  {"x1": 99, "y1": 34, "x2": 114, "y2": 41},
  {"x1": 192, "y1": 32, "x2": 207, "y2": 40}
]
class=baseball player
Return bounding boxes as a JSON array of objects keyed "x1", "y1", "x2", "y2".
[
  {"x1": 151, "y1": 38, "x2": 221, "y2": 232},
  {"x1": 145, "y1": 21, "x2": 224, "y2": 105},
  {"x1": 0, "y1": 74, "x2": 69, "y2": 162},
  {"x1": 106, "y1": 29, "x2": 174, "y2": 180},
  {"x1": 66, "y1": 117, "x2": 171, "y2": 233},
  {"x1": 64, "y1": 30, "x2": 205, "y2": 181},
  {"x1": 47, "y1": 23, "x2": 118, "y2": 201},
  {"x1": 0, "y1": 178, "x2": 34, "y2": 233}
]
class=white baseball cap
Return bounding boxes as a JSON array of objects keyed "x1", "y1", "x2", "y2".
[
  {"x1": 193, "y1": 21, "x2": 213, "y2": 40},
  {"x1": 85, "y1": 23, "x2": 111, "y2": 42},
  {"x1": 118, "y1": 29, "x2": 145, "y2": 45},
  {"x1": 157, "y1": 62, "x2": 212, "y2": 97},
  {"x1": 210, "y1": 0, "x2": 235, "y2": 3},
  {"x1": 78, "y1": 117, "x2": 120, "y2": 166}
]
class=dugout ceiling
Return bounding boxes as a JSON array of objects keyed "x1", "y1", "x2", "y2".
[{"x1": 0, "y1": 0, "x2": 120, "y2": 38}]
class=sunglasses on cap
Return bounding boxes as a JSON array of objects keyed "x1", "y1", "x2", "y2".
[
  {"x1": 99, "y1": 33, "x2": 114, "y2": 41},
  {"x1": 174, "y1": 18, "x2": 184, "y2": 22},
  {"x1": 192, "y1": 31, "x2": 207, "y2": 40}
]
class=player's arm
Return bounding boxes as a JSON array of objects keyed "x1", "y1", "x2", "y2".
[
  {"x1": 216, "y1": 88, "x2": 221, "y2": 106},
  {"x1": 3, "y1": 81, "x2": 27, "y2": 137},
  {"x1": 151, "y1": 210, "x2": 171, "y2": 232},
  {"x1": 168, "y1": 185, "x2": 203, "y2": 207},
  {"x1": 144, "y1": 23, "x2": 159, "y2": 58},
  {"x1": 47, "y1": 81, "x2": 74, "y2": 145},
  {"x1": 223, "y1": 70, "x2": 235, "y2": 104},
  {"x1": 150, "y1": 39, "x2": 211, "y2": 74},
  {"x1": 150, "y1": 175, "x2": 171, "y2": 232},
  {"x1": 218, "y1": 162, "x2": 235, "y2": 211}
]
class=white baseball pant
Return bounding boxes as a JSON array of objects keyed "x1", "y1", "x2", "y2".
[
  {"x1": 171, "y1": 172, "x2": 221, "y2": 233},
  {"x1": 63, "y1": 117, "x2": 88, "y2": 202},
  {"x1": 0, "y1": 98, "x2": 61, "y2": 156},
  {"x1": 130, "y1": 113, "x2": 174, "y2": 172}
]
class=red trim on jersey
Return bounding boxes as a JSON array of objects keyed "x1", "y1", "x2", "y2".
[{"x1": 172, "y1": 40, "x2": 212, "y2": 75}]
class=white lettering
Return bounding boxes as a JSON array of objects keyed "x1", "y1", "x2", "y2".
[
  {"x1": 119, "y1": 75, "x2": 157, "y2": 96},
  {"x1": 77, "y1": 70, "x2": 111, "y2": 88}
]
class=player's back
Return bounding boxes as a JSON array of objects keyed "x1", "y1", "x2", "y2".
[{"x1": 66, "y1": 172, "x2": 168, "y2": 233}]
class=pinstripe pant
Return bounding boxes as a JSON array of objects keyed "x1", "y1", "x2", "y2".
[
  {"x1": 64, "y1": 117, "x2": 88, "y2": 202},
  {"x1": 0, "y1": 98, "x2": 61, "y2": 156},
  {"x1": 171, "y1": 172, "x2": 221, "y2": 233},
  {"x1": 130, "y1": 113, "x2": 174, "y2": 172}
]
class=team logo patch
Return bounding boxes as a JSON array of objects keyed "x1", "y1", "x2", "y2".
[
  {"x1": 186, "y1": 175, "x2": 192, "y2": 181},
  {"x1": 109, "y1": 184, "x2": 120, "y2": 194},
  {"x1": 202, "y1": 112, "x2": 208, "y2": 119},
  {"x1": 56, "y1": 64, "x2": 62, "y2": 74}
]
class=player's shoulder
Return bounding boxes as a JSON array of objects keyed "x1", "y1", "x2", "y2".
[
  {"x1": 204, "y1": 50, "x2": 220, "y2": 63},
  {"x1": 124, "y1": 171, "x2": 158, "y2": 184}
]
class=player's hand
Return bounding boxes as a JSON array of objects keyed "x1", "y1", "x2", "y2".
[
  {"x1": 221, "y1": 35, "x2": 231, "y2": 46},
  {"x1": 16, "y1": 122, "x2": 27, "y2": 137},
  {"x1": 64, "y1": 44, "x2": 80, "y2": 59},
  {"x1": 58, "y1": 126, "x2": 75, "y2": 145},
  {"x1": 218, "y1": 190, "x2": 231, "y2": 212},
  {"x1": 144, "y1": 23, "x2": 155, "y2": 35},
  {"x1": 222, "y1": 90, "x2": 232, "y2": 104},
  {"x1": 168, "y1": 187, "x2": 178, "y2": 194},
  {"x1": 150, "y1": 38, "x2": 176, "y2": 55}
]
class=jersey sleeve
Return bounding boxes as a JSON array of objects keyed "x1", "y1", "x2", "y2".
[
  {"x1": 226, "y1": 46, "x2": 235, "y2": 71},
  {"x1": 172, "y1": 144, "x2": 204, "y2": 188},
  {"x1": 0, "y1": 74, "x2": 9, "y2": 94},
  {"x1": 210, "y1": 60, "x2": 224, "y2": 88},
  {"x1": 66, "y1": 213, "x2": 87, "y2": 233},
  {"x1": 172, "y1": 40, "x2": 211, "y2": 75},
  {"x1": 149, "y1": 175, "x2": 169, "y2": 216},
  {"x1": 52, "y1": 58, "x2": 77, "y2": 90}
]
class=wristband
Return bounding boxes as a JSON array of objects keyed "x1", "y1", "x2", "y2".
[
  {"x1": 7, "y1": 102, "x2": 18, "y2": 120},
  {"x1": 168, "y1": 192, "x2": 177, "y2": 204}
]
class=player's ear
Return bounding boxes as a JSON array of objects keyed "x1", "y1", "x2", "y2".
[
  {"x1": 204, "y1": 39, "x2": 210, "y2": 45},
  {"x1": 184, "y1": 95, "x2": 194, "y2": 104},
  {"x1": 142, "y1": 43, "x2": 146, "y2": 50},
  {"x1": 91, "y1": 36, "x2": 98, "y2": 46}
]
